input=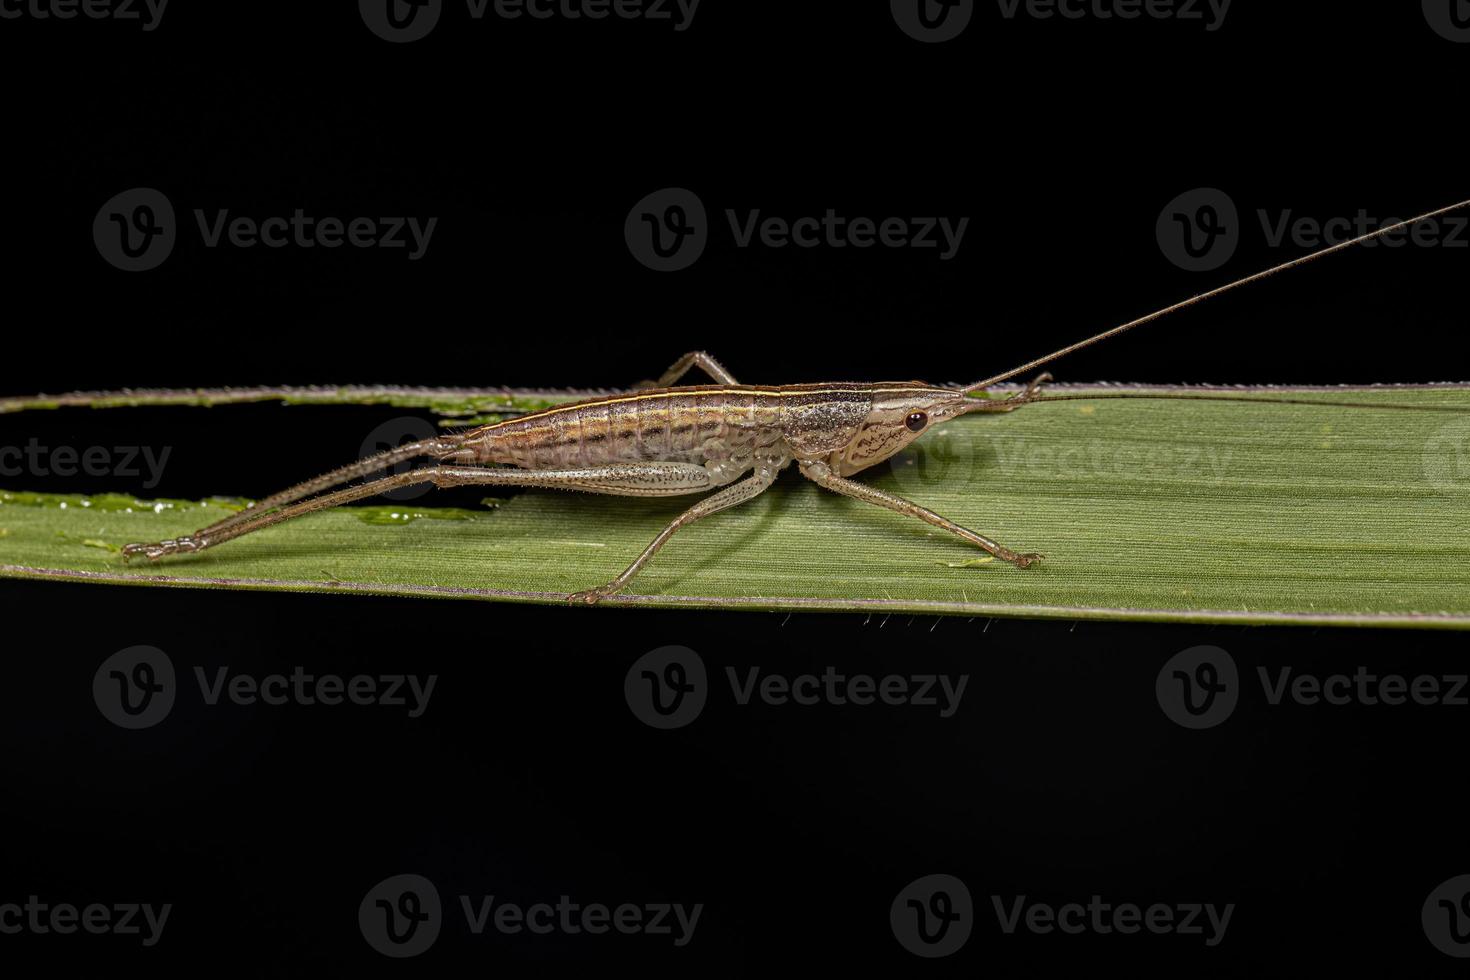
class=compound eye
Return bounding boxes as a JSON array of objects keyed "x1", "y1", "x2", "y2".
[{"x1": 906, "y1": 412, "x2": 928, "y2": 432}]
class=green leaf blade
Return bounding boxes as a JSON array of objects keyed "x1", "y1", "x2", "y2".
[{"x1": 2, "y1": 385, "x2": 1468, "y2": 627}]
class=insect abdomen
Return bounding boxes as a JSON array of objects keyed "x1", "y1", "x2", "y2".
[{"x1": 471, "y1": 388, "x2": 786, "y2": 469}]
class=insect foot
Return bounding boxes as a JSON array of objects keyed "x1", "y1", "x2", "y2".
[
  {"x1": 121, "y1": 537, "x2": 201, "y2": 562},
  {"x1": 1010, "y1": 552, "x2": 1044, "y2": 568},
  {"x1": 567, "y1": 585, "x2": 619, "y2": 605}
]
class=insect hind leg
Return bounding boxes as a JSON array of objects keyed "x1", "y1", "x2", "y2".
[
  {"x1": 190, "y1": 434, "x2": 467, "y2": 539},
  {"x1": 121, "y1": 462, "x2": 719, "y2": 562}
]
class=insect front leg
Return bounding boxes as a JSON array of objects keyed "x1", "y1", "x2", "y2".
[
  {"x1": 632, "y1": 350, "x2": 739, "y2": 389},
  {"x1": 121, "y1": 462, "x2": 717, "y2": 562},
  {"x1": 798, "y1": 459, "x2": 1042, "y2": 568},
  {"x1": 968, "y1": 372, "x2": 1054, "y2": 413},
  {"x1": 568, "y1": 463, "x2": 780, "y2": 605}
]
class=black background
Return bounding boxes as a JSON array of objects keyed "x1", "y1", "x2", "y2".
[{"x1": 1, "y1": 1, "x2": 1468, "y2": 973}]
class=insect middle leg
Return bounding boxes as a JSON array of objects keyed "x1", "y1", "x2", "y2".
[
  {"x1": 568, "y1": 463, "x2": 780, "y2": 605},
  {"x1": 798, "y1": 459, "x2": 1042, "y2": 568},
  {"x1": 121, "y1": 462, "x2": 717, "y2": 561},
  {"x1": 633, "y1": 350, "x2": 739, "y2": 389}
]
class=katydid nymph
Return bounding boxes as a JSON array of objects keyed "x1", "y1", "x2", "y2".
[{"x1": 121, "y1": 199, "x2": 1470, "y2": 604}]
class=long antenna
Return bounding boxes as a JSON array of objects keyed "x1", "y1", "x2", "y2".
[
  {"x1": 962, "y1": 198, "x2": 1470, "y2": 393},
  {"x1": 1028, "y1": 391, "x2": 1470, "y2": 413}
]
